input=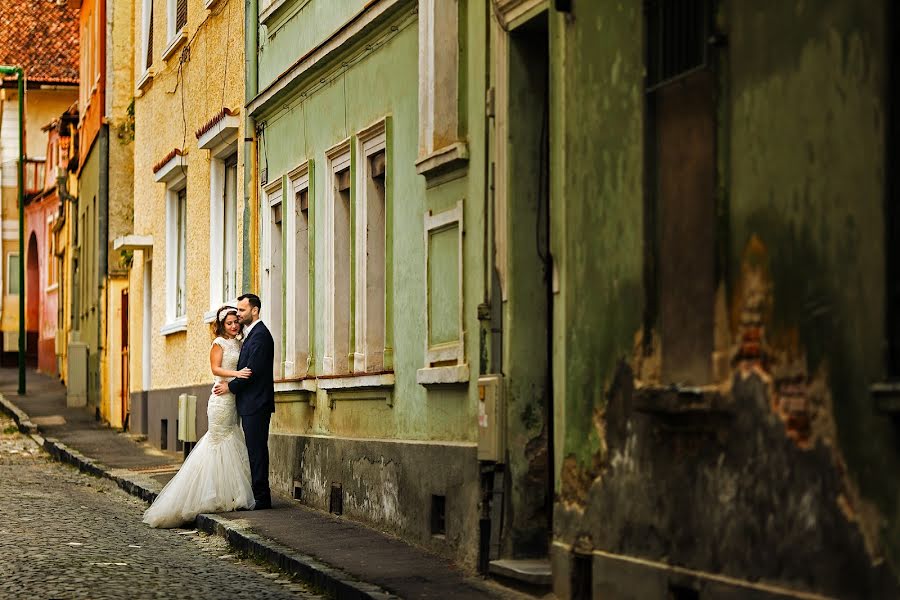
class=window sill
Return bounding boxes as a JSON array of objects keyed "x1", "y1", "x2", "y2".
[
  {"x1": 162, "y1": 29, "x2": 188, "y2": 63},
  {"x1": 417, "y1": 364, "x2": 469, "y2": 386},
  {"x1": 415, "y1": 142, "x2": 469, "y2": 184},
  {"x1": 274, "y1": 377, "x2": 318, "y2": 394},
  {"x1": 318, "y1": 372, "x2": 395, "y2": 390},
  {"x1": 632, "y1": 384, "x2": 733, "y2": 431},
  {"x1": 160, "y1": 317, "x2": 187, "y2": 336},
  {"x1": 136, "y1": 69, "x2": 154, "y2": 95}
]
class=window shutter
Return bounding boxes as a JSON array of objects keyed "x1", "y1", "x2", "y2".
[
  {"x1": 146, "y1": 2, "x2": 154, "y2": 69},
  {"x1": 176, "y1": 0, "x2": 187, "y2": 32}
]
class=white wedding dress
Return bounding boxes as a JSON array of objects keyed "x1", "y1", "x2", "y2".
[{"x1": 143, "y1": 336, "x2": 255, "y2": 528}]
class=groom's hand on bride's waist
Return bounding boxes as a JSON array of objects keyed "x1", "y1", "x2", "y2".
[{"x1": 212, "y1": 382, "x2": 230, "y2": 396}]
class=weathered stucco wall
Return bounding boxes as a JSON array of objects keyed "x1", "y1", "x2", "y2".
[
  {"x1": 727, "y1": 0, "x2": 900, "y2": 580},
  {"x1": 107, "y1": 0, "x2": 134, "y2": 279},
  {"x1": 550, "y1": 1, "x2": 900, "y2": 598},
  {"x1": 24, "y1": 89, "x2": 78, "y2": 160},
  {"x1": 552, "y1": 1, "x2": 645, "y2": 491}
]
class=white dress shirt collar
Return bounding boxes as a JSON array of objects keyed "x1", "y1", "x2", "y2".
[{"x1": 243, "y1": 319, "x2": 261, "y2": 337}]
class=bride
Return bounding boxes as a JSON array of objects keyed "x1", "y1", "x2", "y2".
[{"x1": 143, "y1": 305, "x2": 256, "y2": 528}]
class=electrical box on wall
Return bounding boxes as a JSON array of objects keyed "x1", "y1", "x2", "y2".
[
  {"x1": 478, "y1": 375, "x2": 506, "y2": 462},
  {"x1": 177, "y1": 393, "x2": 197, "y2": 443},
  {"x1": 66, "y1": 341, "x2": 88, "y2": 408}
]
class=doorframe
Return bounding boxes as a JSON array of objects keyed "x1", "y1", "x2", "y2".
[{"x1": 489, "y1": 0, "x2": 554, "y2": 559}]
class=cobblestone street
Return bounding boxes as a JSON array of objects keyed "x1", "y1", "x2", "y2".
[{"x1": 0, "y1": 416, "x2": 324, "y2": 599}]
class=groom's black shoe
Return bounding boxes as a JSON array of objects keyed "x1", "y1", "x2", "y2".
[{"x1": 254, "y1": 497, "x2": 272, "y2": 510}]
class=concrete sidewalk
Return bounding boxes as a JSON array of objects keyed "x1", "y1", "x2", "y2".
[{"x1": 0, "y1": 368, "x2": 537, "y2": 600}]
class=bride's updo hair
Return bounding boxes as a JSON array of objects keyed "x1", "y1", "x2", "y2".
[{"x1": 211, "y1": 305, "x2": 239, "y2": 339}]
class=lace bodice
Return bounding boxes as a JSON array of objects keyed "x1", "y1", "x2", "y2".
[{"x1": 212, "y1": 336, "x2": 242, "y2": 384}]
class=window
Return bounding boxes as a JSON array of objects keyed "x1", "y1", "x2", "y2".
[
  {"x1": 167, "y1": 0, "x2": 187, "y2": 42},
  {"x1": 164, "y1": 174, "x2": 188, "y2": 330},
  {"x1": 285, "y1": 162, "x2": 313, "y2": 378},
  {"x1": 175, "y1": 188, "x2": 187, "y2": 317},
  {"x1": 7, "y1": 253, "x2": 19, "y2": 295},
  {"x1": 416, "y1": 0, "x2": 466, "y2": 177},
  {"x1": 223, "y1": 157, "x2": 238, "y2": 301},
  {"x1": 354, "y1": 121, "x2": 388, "y2": 373},
  {"x1": 141, "y1": 0, "x2": 154, "y2": 72},
  {"x1": 262, "y1": 178, "x2": 284, "y2": 378},
  {"x1": 417, "y1": 200, "x2": 466, "y2": 385},
  {"x1": 79, "y1": 1, "x2": 102, "y2": 106},
  {"x1": 644, "y1": 0, "x2": 716, "y2": 384},
  {"x1": 46, "y1": 217, "x2": 57, "y2": 288},
  {"x1": 207, "y1": 150, "x2": 238, "y2": 317},
  {"x1": 325, "y1": 144, "x2": 352, "y2": 375}
]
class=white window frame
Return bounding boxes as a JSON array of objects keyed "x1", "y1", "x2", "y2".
[
  {"x1": 261, "y1": 177, "x2": 284, "y2": 378},
  {"x1": 167, "y1": 0, "x2": 185, "y2": 42},
  {"x1": 324, "y1": 141, "x2": 351, "y2": 375},
  {"x1": 163, "y1": 0, "x2": 187, "y2": 61},
  {"x1": 205, "y1": 140, "x2": 239, "y2": 322},
  {"x1": 284, "y1": 161, "x2": 311, "y2": 378},
  {"x1": 416, "y1": 0, "x2": 467, "y2": 177},
  {"x1": 7, "y1": 252, "x2": 19, "y2": 296},
  {"x1": 354, "y1": 120, "x2": 387, "y2": 373},
  {"x1": 140, "y1": 0, "x2": 153, "y2": 74},
  {"x1": 163, "y1": 171, "x2": 187, "y2": 335}
]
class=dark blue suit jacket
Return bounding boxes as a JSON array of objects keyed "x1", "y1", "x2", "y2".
[{"x1": 228, "y1": 320, "x2": 275, "y2": 416}]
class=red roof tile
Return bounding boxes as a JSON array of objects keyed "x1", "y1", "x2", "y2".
[{"x1": 0, "y1": 0, "x2": 79, "y2": 85}]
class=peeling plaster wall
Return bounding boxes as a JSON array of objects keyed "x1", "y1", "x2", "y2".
[
  {"x1": 727, "y1": 0, "x2": 900, "y2": 582},
  {"x1": 551, "y1": 1, "x2": 900, "y2": 598},
  {"x1": 269, "y1": 433, "x2": 481, "y2": 569}
]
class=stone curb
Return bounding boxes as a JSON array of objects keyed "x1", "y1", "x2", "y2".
[
  {"x1": 0, "y1": 394, "x2": 38, "y2": 434},
  {"x1": 0, "y1": 392, "x2": 397, "y2": 600}
]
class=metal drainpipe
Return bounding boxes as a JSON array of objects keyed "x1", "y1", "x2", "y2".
[
  {"x1": 243, "y1": 0, "x2": 259, "y2": 292},
  {"x1": 98, "y1": 124, "x2": 109, "y2": 377}
]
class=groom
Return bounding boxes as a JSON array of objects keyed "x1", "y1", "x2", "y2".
[{"x1": 212, "y1": 293, "x2": 275, "y2": 510}]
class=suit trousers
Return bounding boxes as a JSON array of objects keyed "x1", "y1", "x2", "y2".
[{"x1": 240, "y1": 410, "x2": 272, "y2": 507}]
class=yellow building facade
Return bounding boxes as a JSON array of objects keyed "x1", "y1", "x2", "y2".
[{"x1": 125, "y1": 0, "x2": 245, "y2": 448}]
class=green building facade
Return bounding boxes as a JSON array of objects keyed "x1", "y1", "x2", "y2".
[{"x1": 249, "y1": 0, "x2": 900, "y2": 597}]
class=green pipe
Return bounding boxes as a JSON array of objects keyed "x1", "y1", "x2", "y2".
[
  {"x1": 243, "y1": 0, "x2": 258, "y2": 291},
  {"x1": 0, "y1": 65, "x2": 26, "y2": 395}
]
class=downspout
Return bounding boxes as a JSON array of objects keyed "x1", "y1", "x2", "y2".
[
  {"x1": 243, "y1": 0, "x2": 259, "y2": 292},
  {"x1": 98, "y1": 125, "x2": 109, "y2": 302},
  {"x1": 16, "y1": 69, "x2": 25, "y2": 395}
]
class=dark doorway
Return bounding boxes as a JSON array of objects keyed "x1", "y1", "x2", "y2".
[
  {"x1": 121, "y1": 288, "x2": 130, "y2": 429},
  {"x1": 503, "y1": 10, "x2": 552, "y2": 559},
  {"x1": 25, "y1": 232, "x2": 39, "y2": 368}
]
